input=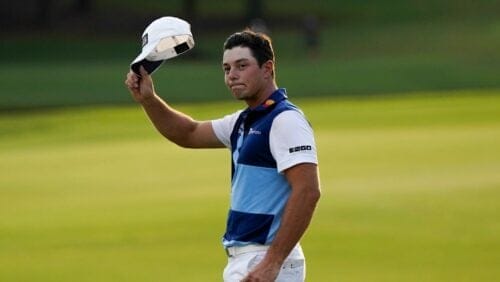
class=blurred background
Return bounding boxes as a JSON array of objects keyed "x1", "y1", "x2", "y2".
[
  {"x1": 1, "y1": 0, "x2": 499, "y2": 109},
  {"x1": 1, "y1": 1, "x2": 499, "y2": 281}
]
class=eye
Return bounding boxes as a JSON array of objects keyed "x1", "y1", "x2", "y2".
[
  {"x1": 223, "y1": 66, "x2": 230, "y2": 74},
  {"x1": 238, "y1": 64, "x2": 247, "y2": 70}
]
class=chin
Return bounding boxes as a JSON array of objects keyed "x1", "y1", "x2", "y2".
[
  {"x1": 234, "y1": 95, "x2": 246, "y2": 101},
  {"x1": 232, "y1": 90, "x2": 247, "y2": 100}
]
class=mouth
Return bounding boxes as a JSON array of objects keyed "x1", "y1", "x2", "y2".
[{"x1": 230, "y1": 83, "x2": 245, "y2": 90}]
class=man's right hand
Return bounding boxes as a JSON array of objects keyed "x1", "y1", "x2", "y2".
[{"x1": 125, "y1": 66, "x2": 156, "y2": 103}]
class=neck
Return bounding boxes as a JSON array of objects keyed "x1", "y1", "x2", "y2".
[{"x1": 246, "y1": 82, "x2": 278, "y2": 109}]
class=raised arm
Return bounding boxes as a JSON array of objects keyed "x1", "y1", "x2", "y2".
[{"x1": 125, "y1": 67, "x2": 224, "y2": 148}]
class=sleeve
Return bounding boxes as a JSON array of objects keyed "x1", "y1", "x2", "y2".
[
  {"x1": 211, "y1": 110, "x2": 243, "y2": 149},
  {"x1": 270, "y1": 110, "x2": 318, "y2": 173}
]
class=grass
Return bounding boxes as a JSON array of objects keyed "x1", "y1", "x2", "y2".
[{"x1": 1, "y1": 89, "x2": 499, "y2": 281}]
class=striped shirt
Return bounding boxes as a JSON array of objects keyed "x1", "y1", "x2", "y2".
[{"x1": 212, "y1": 88, "x2": 318, "y2": 247}]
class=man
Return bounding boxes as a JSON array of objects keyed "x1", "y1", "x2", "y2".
[{"x1": 125, "y1": 30, "x2": 321, "y2": 282}]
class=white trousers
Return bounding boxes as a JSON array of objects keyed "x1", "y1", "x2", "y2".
[{"x1": 223, "y1": 244, "x2": 306, "y2": 282}]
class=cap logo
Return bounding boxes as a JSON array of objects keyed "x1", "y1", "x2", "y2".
[{"x1": 142, "y1": 33, "x2": 149, "y2": 48}]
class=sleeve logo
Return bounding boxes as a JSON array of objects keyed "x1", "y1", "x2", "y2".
[{"x1": 289, "y1": 145, "x2": 312, "y2": 153}]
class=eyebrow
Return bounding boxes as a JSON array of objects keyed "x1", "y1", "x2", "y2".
[{"x1": 222, "y1": 58, "x2": 250, "y2": 66}]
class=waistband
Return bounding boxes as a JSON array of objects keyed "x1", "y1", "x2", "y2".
[{"x1": 225, "y1": 244, "x2": 270, "y2": 257}]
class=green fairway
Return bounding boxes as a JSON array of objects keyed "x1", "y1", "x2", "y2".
[{"x1": 1, "y1": 90, "x2": 499, "y2": 281}]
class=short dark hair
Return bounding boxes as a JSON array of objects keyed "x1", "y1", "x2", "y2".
[{"x1": 223, "y1": 29, "x2": 275, "y2": 67}]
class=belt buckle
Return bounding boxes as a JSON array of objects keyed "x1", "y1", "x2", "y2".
[{"x1": 225, "y1": 247, "x2": 233, "y2": 257}]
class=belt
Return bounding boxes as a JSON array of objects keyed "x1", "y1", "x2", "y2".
[{"x1": 225, "y1": 244, "x2": 270, "y2": 257}]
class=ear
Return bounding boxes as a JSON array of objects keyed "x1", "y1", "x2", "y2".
[{"x1": 262, "y1": 60, "x2": 275, "y2": 79}]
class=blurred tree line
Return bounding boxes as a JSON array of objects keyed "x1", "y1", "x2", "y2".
[
  {"x1": 0, "y1": 0, "x2": 498, "y2": 108},
  {"x1": 0, "y1": 0, "x2": 268, "y2": 33},
  {"x1": 2, "y1": 0, "x2": 498, "y2": 35}
]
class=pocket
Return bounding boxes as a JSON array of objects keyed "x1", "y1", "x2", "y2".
[
  {"x1": 276, "y1": 259, "x2": 305, "y2": 282},
  {"x1": 282, "y1": 258, "x2": 304, "y2": 269},
  {"x1": 246, "y1": 253, "x2": 265, "y2": 271}
]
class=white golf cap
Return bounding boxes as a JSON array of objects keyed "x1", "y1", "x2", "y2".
[{"x1": 131, "y1": 16, "x2": 195, "y2": 75}]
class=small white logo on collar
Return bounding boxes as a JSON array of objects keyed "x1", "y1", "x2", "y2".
[{"x1": 248, "y1": 128, "x2": 262, "y2": 135}]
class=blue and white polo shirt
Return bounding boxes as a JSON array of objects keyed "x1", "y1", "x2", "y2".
[{"x1": 212, "y1": 88, "x2": 318, "y2": 247}]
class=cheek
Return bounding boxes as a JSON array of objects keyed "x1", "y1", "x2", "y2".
[
  {"x1": 242, "y1": 69, "x2": 257, "y2": 83},
  {"x1": 248, "y1": 70, "x2": 264, "y2": 86}
]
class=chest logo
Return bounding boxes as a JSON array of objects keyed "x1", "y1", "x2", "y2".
[{"x1": 248, "y1": 128, "x2": 262, "y2": 135}]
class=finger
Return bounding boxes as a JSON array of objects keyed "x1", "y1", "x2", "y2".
[
  {"x1": 124, "y1": 74, "x2": 132, "y2": 87},
  {"x1": 127, "y1": 71, "x2": 140, "y2": 88},
  {"x1": 129, "y1": 70, "x2": 139, "y2": 81},
  {"x1": 139, "y1": 65, "x2": 149, "y2": 77},
  {"x1": 125, "y1": 76, "x2": 138, "y2": 89}
]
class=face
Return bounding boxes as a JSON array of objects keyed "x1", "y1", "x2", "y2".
[{"x1": 222, "y1": 46, "x2": 271, "y2": 105}]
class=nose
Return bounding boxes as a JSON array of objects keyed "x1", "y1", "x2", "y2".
[{"x1": 227, "y1": 68, "x2": 239, "y2": 81}]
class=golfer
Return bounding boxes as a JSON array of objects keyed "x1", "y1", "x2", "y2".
[{"x1": 125, "y1": 30, "x2": 321, "y2": 282}]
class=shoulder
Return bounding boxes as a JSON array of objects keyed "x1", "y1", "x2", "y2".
[
  {"x1": 272, "y1": 108, "x2": 311, "y2": 130},
  {"x1": 270, "y1": 108, "x2": 317, "y2": 172},
  {"x1": 211, "y1": 109, "x2": 244, "y2": 148},
  {"x1": 213, "y1": 109, "x2": 243, "y2": 124}
]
